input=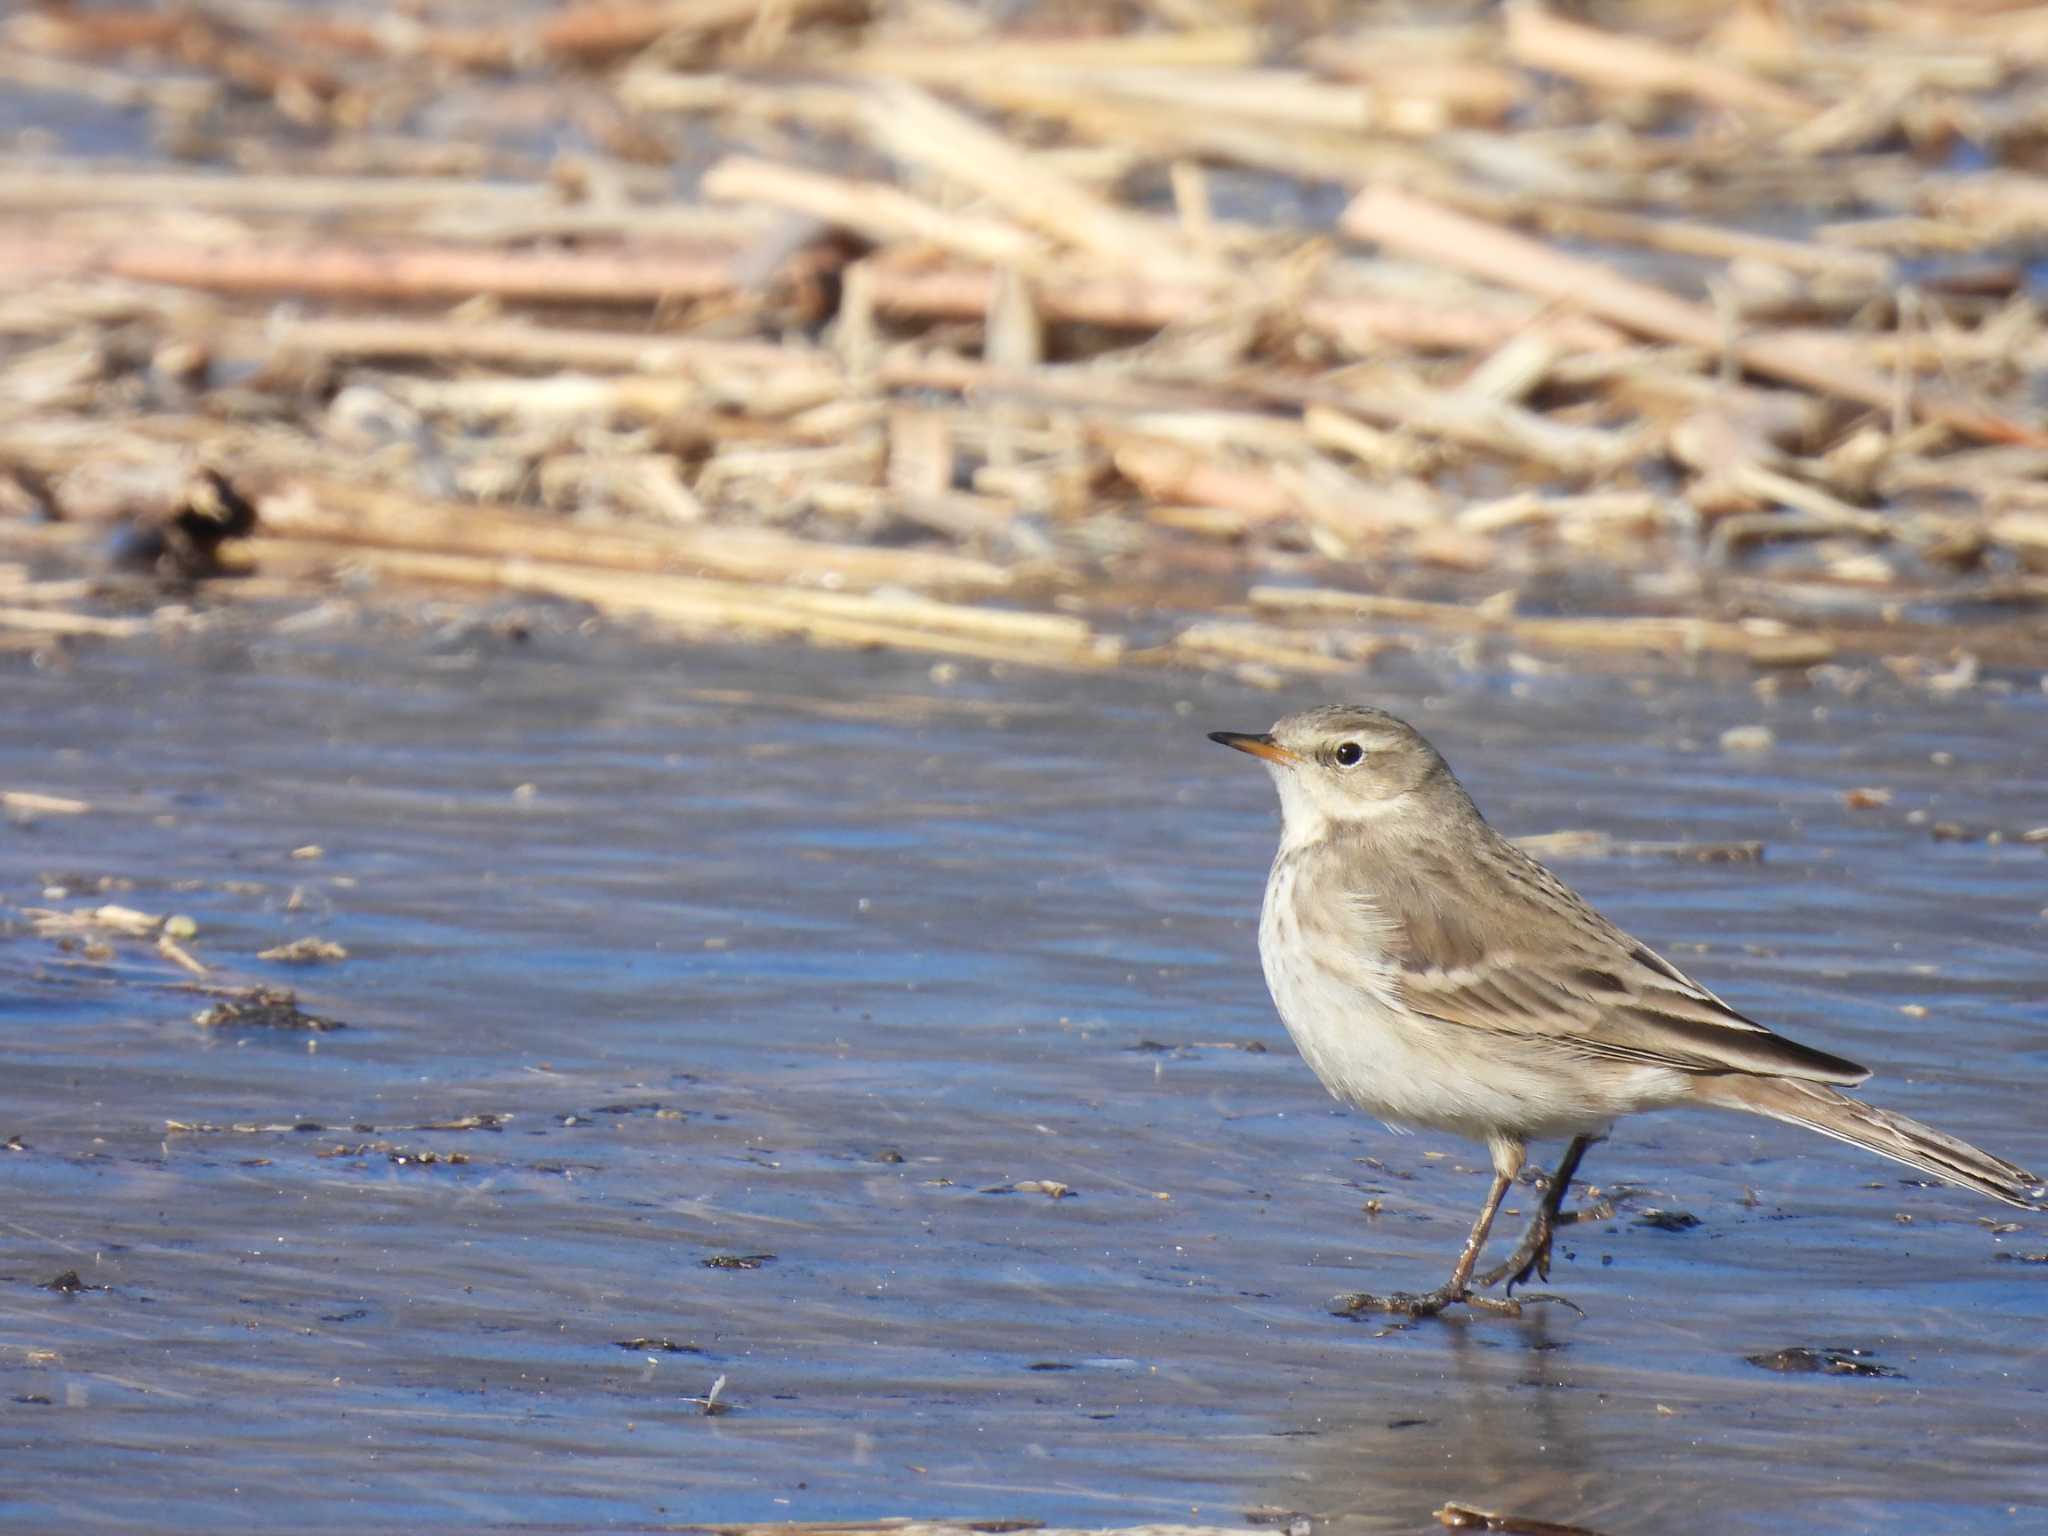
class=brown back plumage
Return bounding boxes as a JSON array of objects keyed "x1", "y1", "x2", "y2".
[{"x1": 1303, "y1": 736, "x2": 1871, "y2": 1087}]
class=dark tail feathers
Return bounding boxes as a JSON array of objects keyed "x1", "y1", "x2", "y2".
[{"x1": 1695, "y1": 1075, "x2": 2044, "y2": 1211}]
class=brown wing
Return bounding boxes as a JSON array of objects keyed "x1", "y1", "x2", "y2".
[
  {"x1": 1366, "y1": 828, "x2": 1870, "y2": 1085},
  {"x1": 1398, "y1": 942, "x2": 1869, "y2": 1083}
]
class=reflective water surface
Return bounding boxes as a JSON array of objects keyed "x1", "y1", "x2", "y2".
[{"x1": 2, "y1": 622, "x2": 2044, "y2": 1533}]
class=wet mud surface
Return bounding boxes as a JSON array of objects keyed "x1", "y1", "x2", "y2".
[{"x1": 1, "y1": 623, "x2": 2044, "y2": 1533}]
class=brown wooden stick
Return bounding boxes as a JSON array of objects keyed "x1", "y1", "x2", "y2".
[
  {"x1": 16, "y1": 8, "x2": 343, "y2": 103},
  {"x1": 0, "y1": 238, "x2": 789, "y2": 305},
  {"x1": 852, "y1": 256, "x2": 1626, "y2": 351},
  {"x1": 861, "y1": 83, "x2": 1220, "y2": 284},
  {"x1": 255, "y1": 542, "x2": 1117, "y2": 670},
  {"x1": 1341, "y1": 183, "x2": 2047, "y2": 446},
  {"x1": 834, "y1": 27, "x2": 1261, "y2": 79},
  {"x1": 8, "y1": 10, "x2": 186, "y2": 54},
  {"x1": 702, "y1": 156, "x2": 1050, "y2": 269},
  {"x1": 0, "y1": 604, "x2": 151, "y2": 639},
  {"x1": 0, "y1": 165, "x2": 575, "y2": 216},
  {"x1": 275, "y1": 304, "x2": 1617, "y2": 438},
  {"x1": 258, "y1": 480, "x2": 1014, "y2": 595},
  {"x1": 1250, "y1": 586, "x2": 1836, "y2": 665},
  {"x1": 1503, "y1": 2, "x2": 1816, "y2": 122},
  {"x1": 1535, "y1": 205, "x2": 1892, "y2": 284},
  {"x1": 283, "y1": 0, "x2": 860, "y2": 68},
  {"x1": 537, "y1": 0, "x2": 842, "y2": 61},
  {"x1": 1111, "y1": 438, "x2": 1298, "y2": 522},
  {"x1": 260, "y1": 315, "x2": 840, "y2": 385}
]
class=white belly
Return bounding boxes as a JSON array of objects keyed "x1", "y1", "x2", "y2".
[{"x1": 1256, "y1": 852, "x2": 1667, "y2": 1141}]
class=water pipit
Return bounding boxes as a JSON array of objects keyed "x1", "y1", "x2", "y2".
[{"x1": 1211, "y1": 705, "x2": 2042, "y2": 1320}]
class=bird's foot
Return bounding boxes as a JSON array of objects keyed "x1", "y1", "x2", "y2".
[
  {"x1": 1511, "y1": 1290, "x2": 1587, "y2": 1319},
  {"x1": 1478, "y1": 1200, "x2": 1613, "y2": 1293},
  {"x1": 1330, "y1": 1286, "x2": 1522, "y2": 1321},
  {"x1": 1476, "y1": 1214, "x2": 1554, "y2": 1294},
  {"x1": 1474, "y1": 1228, "x2": 1548, "y2": 1302}
]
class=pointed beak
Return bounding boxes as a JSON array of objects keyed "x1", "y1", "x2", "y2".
[{"x1": 1208, "y1": 730, "x2": 1302, "y2": 767}]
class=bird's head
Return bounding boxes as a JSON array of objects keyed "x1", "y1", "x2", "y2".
[{"x1": 1209, "y1": 705, "x2": 1461, "y2": 840}]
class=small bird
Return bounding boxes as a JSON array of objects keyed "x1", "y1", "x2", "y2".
[{"x1": 1211, "y1": 704, "x2": 2042, "y2": 1319}]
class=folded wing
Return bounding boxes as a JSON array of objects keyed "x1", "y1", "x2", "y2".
[{"x1": 1380, "y1": 833, "x2": 1870, "y2": 1086}]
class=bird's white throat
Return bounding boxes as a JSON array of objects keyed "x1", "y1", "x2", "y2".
[{"x1": 1267, "y1": 762, "x2": 1404, "y2": 852}]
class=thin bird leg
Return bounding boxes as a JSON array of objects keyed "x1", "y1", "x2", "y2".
[
  {"x1": 1477, "y1": 1135, "x2": 1597, "y2": 1294},
  {"x1": 1335, "y1": 1143, "x2": 1524, "y2": 1320}
]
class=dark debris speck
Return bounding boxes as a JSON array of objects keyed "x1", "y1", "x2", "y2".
[
  {"x1": 1745, "y1": 1346, "x2": 1901, "y2": 1378},
  {"x1": 193, "y1": 986, "x2": 343, "y2": 1032},
  {"x1": 415, "y1": 1113, "x2": 506, "y2": 1132},
  {"x1": 702, "y1": 1253, "x2": 776, "y2": 1270},
  {"x1": 1633, "y1": 1209, "x2": 1702, "y2": 1231}
]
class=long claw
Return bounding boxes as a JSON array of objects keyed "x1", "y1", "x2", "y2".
[
  {"x1": 1331, "y1": 1289, "x2": 1457, "y2": 1319},
  {"x1": 1478, "y1": 1136, "x2": 1602, "y2": 1295},
  {"x1": 1330, "y1": 1285, "x2": 1530, "y2": 1322},
  {"x1": 1463, "y1": 1293, "x2": 1523, "y2": 1317},
  {"x1": 1478, "y1": 1212, "x2": 1555, "y2": 1293},
  {"x1": 1511, "y1": 1290, "x2": 1586, "y2": 1319}
]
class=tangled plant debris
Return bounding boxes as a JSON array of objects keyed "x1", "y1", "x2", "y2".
[{"x1": 0, "y1": 1, "x2": 2044, "y2": 681}]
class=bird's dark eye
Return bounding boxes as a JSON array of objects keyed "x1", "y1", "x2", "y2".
[{"x1": 1333, "y1": 741, "x2": 1363, "y2": 767}]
